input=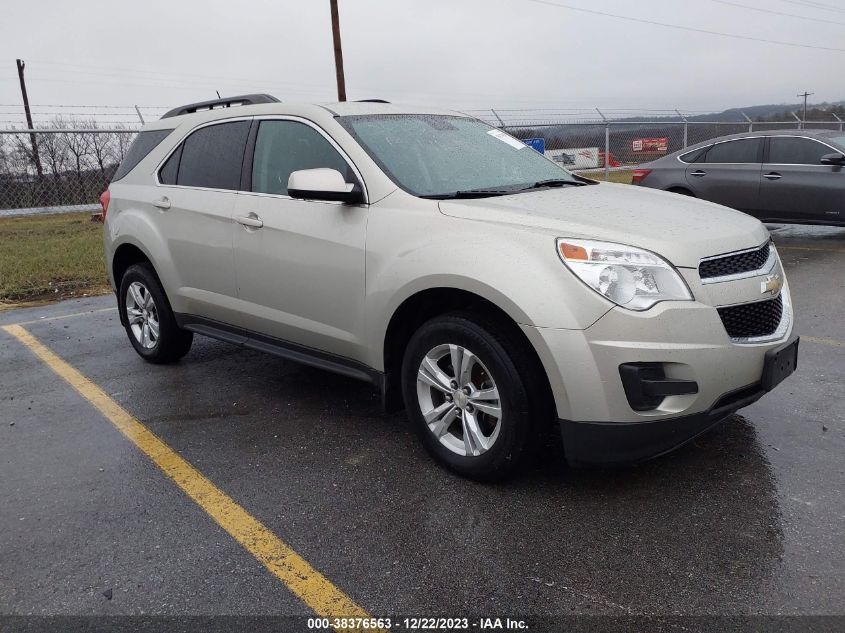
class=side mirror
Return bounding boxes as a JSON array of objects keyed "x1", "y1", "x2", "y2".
[
  {"x1": 288, "y1": 168, "x2": 363, "y2": 203},
  {"x1": 820, "y1": 152, "x2": 845, "y2": 166}
]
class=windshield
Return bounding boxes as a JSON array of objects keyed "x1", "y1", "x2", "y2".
[
  {"x1": 338, "y1": 114, "x2": 580, "y2": 198},
  {"x1": 827, "y1": 134, "x2": 845, "y2": 148}
]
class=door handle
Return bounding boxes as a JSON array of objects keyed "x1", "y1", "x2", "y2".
[
  {"x1": 152, "y1": 196, "x2": 171, "y2": 210},
  {"x1": 236, "y1": 214, "x2": 264, "y2": 228},
  {"x1": 690, "y1": 170, "x2": 706, "y2": 177},
  {"x1": 763, "y1": 172, "x2": 782, "y2": 180}
]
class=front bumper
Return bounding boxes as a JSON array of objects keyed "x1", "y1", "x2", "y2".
[
  {"x1": 519, "y1": 280, "x2": 796, "y2": 465},
  {"x1": 560, "y1": 332, "x2": 797, "y2": 466},
  {"x1": 559, "y1": 381, "x2": 764, "y2": 467}
]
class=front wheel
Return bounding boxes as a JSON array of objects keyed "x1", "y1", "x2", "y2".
[
  {"x1": 118, "y1": 263, "x2": 193, "y2": 364},
  {"x1": 401, "y1": 313, "x2": 540, "y2": 481}
]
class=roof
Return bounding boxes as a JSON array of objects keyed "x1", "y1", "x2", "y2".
[{"x1": 144, "y1": 96, "x2": 468, "y2": 131}]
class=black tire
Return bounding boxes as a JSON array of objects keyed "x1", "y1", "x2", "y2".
[
  {"x1": 401, "y1": 312, "x2": 545, "y2": 481},
  {"x1": 118, "y1": 263, "x2": 193, "y2": 364}
]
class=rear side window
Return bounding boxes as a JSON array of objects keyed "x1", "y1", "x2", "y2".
[
  {"x1": 176, "y1": 121, "x2": 251, "y2": 190},
  {"x1": 704, "y1": 138, "x2": 761, "y2": 164},
  {"x1": 679, "y1": 146, "x2": 708, "y2": 163},
  {"x1": 251, "y1": 120, "x2": 353, "y2": 196},
  {"x1": 768, "y1": 137, "x2": 831, "y2": 165},
  {"x1": 112, "y1": 129, "x2": 172, "y2": 181}
]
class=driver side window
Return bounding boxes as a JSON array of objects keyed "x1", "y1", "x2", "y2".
[
  {"x1": 251, "y1": 120, "x2": 353, "y2": 196},
  {"x1": 768, "y1": 137, "x2": 832, "y2": 165}
]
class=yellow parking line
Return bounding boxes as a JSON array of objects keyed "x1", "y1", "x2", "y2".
[
  {"x1": 803, "y1": 335, "x2": 845, "y2": 349},
  {"x1": 12, "y1": 306, "x2": 117, "y2": 326},
  {"x1": 1, "y1": 324, "x2": 371, "y2": 627}
]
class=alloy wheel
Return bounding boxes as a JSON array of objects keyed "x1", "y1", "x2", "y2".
[
  {"x1": 416, "y1": 343, "x2": 502, "y2": 457},
  {"x1": 125, "y1": 281, "x2": 160, "y2": 350}
]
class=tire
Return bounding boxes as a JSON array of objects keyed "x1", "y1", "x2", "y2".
[
  {"x1": 401, "y1": 312, "x2": 544, "y2": 481},
  {"x1": 118, "y1": 263, "x2": 193, "y2": 364}
]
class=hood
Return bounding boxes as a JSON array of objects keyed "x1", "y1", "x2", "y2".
[{"x1": 438, "y1": 182, "x2": 769, "y2": 268}]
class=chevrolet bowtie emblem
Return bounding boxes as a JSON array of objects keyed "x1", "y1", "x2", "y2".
[{"x1": 761, "y1": 273, "x2": 782, "y2": 296}]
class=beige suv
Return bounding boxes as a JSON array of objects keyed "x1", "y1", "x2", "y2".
[{"x1": 102, "y1": 94, "x2": 798, "y2": 480}]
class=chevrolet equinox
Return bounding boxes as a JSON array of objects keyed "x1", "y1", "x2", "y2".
[{"x1": 102, "y1": 95, "x2": 799, "y2": 480}]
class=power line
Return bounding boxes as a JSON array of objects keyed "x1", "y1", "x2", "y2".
[
  {"x1": 777, "y1": 0, "x2": 845, "y2": 14},
  {"x1": 710, "y1": 0, "x2": 845, "y2": 25},
  {"x1": 519, "y1": 0, "x2": 845, "y2": 52}
]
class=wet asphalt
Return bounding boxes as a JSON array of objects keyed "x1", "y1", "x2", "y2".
[{"x1": 0, "y1": 224, "x2": 843, "y2": 621}]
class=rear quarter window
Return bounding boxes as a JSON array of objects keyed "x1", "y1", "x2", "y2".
[
  {"x1": 679, "y1": 146, "x2": 708, "y2": 163},
  {"x1": 112, "y1": 129, "x2": 173, "y2": 181}
]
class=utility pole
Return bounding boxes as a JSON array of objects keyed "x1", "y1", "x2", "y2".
[
  {"x1": 797, "y1": 91, "x2": 813, "y2": 127},
  {"x1": 16, "y1": 59, "x2": 43, "y2": 178},
  {"x1": 329, "y1": 0, "x2": 347, "y2": 101}
]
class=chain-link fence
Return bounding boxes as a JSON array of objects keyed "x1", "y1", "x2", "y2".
[
  {"x1": 0, "y1": 127, "x2": 138, "y2": 217},
  {"x1": 480, "y1": 112, "x2": 845, "y2": 181},
  {"x1": 464, "y1": 109, "x2": 844, "y2": 181},
  {"x1": 2, "y1": 110, "x2": 845, "y2": 215}
]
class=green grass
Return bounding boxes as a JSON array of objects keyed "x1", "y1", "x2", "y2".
[
  {"x1": 0, "y1": 212, "x2": 110, "y2": 304},
  {"x1": 579, "y1": 169, "x2": 634, "y2": 184}
]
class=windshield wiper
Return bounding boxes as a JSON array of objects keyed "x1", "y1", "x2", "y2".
[
  {"x1": 420, "y1": 189, "x2": 516, "y2": 200},
  {"x1": 521, "y1": 179, "x2": 586, "y2": 191}
]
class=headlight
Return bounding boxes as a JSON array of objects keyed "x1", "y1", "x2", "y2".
[{"x1": 556, "y1": 238, "x2": 692, "y2": 311}]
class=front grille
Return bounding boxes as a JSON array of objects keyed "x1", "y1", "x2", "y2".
[
  {"x1": 700, "y1": 242, "x2": 770, "y2": 280},
  {"x1": 717, "y1": 295, "x2": 783, "y2": 339}
]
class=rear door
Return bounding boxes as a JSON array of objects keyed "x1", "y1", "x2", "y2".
[
  {"x1": 759, "y1": 135, "x2": 845, "y2": 223},
  {"x1": 232, "y1": 117, "x2": 368, "y2": 360},
  {"x1": 684, "y1": 137, "x2": 763, "y2": 214},
  {"x1": 155, "y1": 119, "x2": 251, "y2": 325}
]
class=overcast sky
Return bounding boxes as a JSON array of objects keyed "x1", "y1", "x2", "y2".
[{"x1": 1, "y1": 0, "x2": 844, "y2": 124}]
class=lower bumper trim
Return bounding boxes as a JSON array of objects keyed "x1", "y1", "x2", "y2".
[{"x1": 559, "y1": 383, "x2": 766, "y2": 467}]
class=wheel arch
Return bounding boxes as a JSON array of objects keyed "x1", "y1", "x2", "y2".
[
  {"x1": 666, "y1": 185, "x2": 696, "y2": 197},
  {"x1": 112, "y1": 242, "x2": 154, "y2": 289},
  {"x1": 380, "y1": 286, "x2": 554, "y2": 419}
]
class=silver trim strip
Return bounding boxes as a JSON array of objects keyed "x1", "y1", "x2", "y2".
[{"x1": 676, "y1": 134, "x2": 844, "y2": 166}]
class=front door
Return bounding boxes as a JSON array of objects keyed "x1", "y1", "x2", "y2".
[
  {"x1": 759, "y1": 135, "x2": 845, "y2": 224},
  {"x1": 232, "y1": 118, "x2": 368, "y2": 361}
]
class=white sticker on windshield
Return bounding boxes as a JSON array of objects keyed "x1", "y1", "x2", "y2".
[{"x1": 487, "y1": 129, "x2": 526, "y2": 150}]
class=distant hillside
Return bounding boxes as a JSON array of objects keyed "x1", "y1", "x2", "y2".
[{"x1": 696, "y1": 101, "x2": 845, "y2": 123}]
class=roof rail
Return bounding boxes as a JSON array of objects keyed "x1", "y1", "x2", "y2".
[
  {"x1": 160, "y1": 93, "x2": 280, "y2": 119},
  {"x1": 355, "y1": 99, "x2": 391, "y2": 103}
]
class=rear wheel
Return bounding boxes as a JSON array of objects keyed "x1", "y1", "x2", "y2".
[
  {"x1": 401, "y1": 313, "x2": 541, "y2": 480},
  {"x1": 118, "y1": 263, "x2": 193, "y2": 364}
]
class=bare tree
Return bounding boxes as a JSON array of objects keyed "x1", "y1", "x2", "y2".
[
  {"x1": 112, "y1": 123, "x2": 135, "y2": 164},
  {"x1": 85, "y1": 119, "x2": 115, "y2": 176},
  {"x1": 0, "y1": 134, "x2": 11, "y2": 178},
  {"x1": 36, "y1": 120, "x2": 69, "y2": 179},
  {"x1": 61, "y1": 117, "x2": 93, "y2": 183}
]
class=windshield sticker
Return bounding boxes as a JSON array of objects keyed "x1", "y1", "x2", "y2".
[{"x1": 487, "y1": 129, "x2": 526, "y2": 150}]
